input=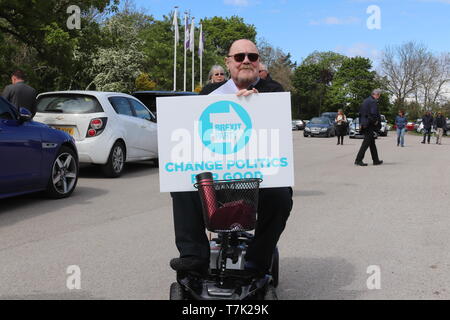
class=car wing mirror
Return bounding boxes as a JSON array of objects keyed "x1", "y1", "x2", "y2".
[{"x1": 18, "y1": 107, "x2": 32, "y2": 123}]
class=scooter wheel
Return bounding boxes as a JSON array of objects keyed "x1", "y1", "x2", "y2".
[
  {"x1": 264, "y1": 284, "x2": 278, "y2": 300},
  {"x1": 169, "y1": 282, "x2": 185, "y2": 300}
]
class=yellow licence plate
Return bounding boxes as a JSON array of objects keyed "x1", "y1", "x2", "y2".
[{"x1": 54, "y1": 127, "x2": 75, "y2": 136}]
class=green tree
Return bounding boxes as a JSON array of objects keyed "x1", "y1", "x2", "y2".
[
  {"x1": 292, "y1": 51, "x2": 346, "y2": 119},
  {"x1": 0, "y1": 0, "x2": 119, "y2": 91},
  {"x1": 327, "y1": 57, "x2": 377, "y2": 116},
  {"x1": 140, "y1": 14, "x2": 257, "y2": 91}
]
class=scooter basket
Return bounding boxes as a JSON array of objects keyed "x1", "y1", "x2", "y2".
[{"x1": 195, "y1": 178, "x2": 262, "y2": 232}]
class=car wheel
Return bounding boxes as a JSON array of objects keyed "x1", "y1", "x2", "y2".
[
  {"x1": 102, "y1": 141, "x2": 126, "y2": 178},
  {"x1": 303, "y1": 133, "x2": 309, "y2": 137},
  {"x1": 45, "y1": 146, "x2": 78, "y2": 199}
]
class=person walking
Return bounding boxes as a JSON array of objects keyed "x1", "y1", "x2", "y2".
[
  {"x1": 421, "y1": 111, "x2": 434, "y2": 144},
  {"x1": 2, "y1": 69, "x2": 37, "y2": 116},
  {"x1": 354, "y1": 89, "x2": 383, "y2": 166},
  {"x1": 335, "y1": 109, "x2": 347, "y2": 145},
  {"x1": 434, "y1": 111, "x2": 446, "y2": 145},
  {"x1": 395, "y1": 110, "x2": 407, "y2": 147}
]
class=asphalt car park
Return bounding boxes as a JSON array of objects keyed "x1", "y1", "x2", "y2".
[{"x1": 1, "y1": 132, "x2": 449, "y2": 300}]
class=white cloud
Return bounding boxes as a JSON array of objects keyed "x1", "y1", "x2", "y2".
[
  {"x1": 224, "y1": 0, "x2": 250, "y2": 6},
  {"x1": 309, "y1": 16, "x2": 361, "y2": 26},
  {"x1": 335, "y1": 43, "x2": 382, "y2": 62}
]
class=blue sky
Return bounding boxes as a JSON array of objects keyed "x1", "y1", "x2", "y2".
[{"x1": 133, "y1": 0, "x2": 450, "y2": 67}]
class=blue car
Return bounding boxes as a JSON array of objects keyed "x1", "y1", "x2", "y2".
[
  {"x1": 303, "y1": 117, "x2": 336, "y2": 137},
  {"x1": 0, "y1": 97, "x2": 79, "y2": 199}
]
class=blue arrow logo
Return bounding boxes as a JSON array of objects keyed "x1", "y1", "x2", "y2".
[{"x1": 199, "y1": 100, "x2": 253, "y2": 155}]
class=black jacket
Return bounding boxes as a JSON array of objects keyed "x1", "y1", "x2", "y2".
[
  {"x1": 422, "y1": 114, "x2": 434, "y2": 129},
  {"x1": 2, "y1": 82, "x2": 37, "y2": 116},
  {"x1": 434, "y1": 115, "x2": 446, "y2": 129},
  {"x1": 200, "y1": 78, "x2": 284, "y2": 95},
  {"x1": 359, "y1": 96, "x2": 380, "y2": 128}
]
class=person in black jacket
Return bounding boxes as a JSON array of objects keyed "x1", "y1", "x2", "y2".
[
  {"x1": 2, "y1": 70, "x2": 37, "y2": 116},
  {"x1": 354, "y1": 89, "x2": 383, "y2": 166},
  {"x1": 421, "y1": 111, "x2": 434, "y2": 144},
  {"x1": 170, "y1": 39, "x2": 293, "y2": 278}
]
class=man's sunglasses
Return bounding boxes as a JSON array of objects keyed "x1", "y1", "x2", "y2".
[{"x1": 228, "y1": 53, "x2": 260, "y2": 63}]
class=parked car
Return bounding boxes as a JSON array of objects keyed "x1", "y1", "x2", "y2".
[
  {"x1": 0, "y1": 97, "x2": 79, "y2": 199},
  {"x1": 304, "y1": 117, "x2": 336, "y2": 137},
  {"x1": 349, "y1": 118, "x2": 378, "y2": 139},
  {"x1": 414, "y1": 119, "x2": 422, "y2": 130},
  {"x1": 292, "y1": 119, "x2": 305, "y2": 130},
  {"x1": 133, "y1": 91, "x2": 198, "y2": 117},
  {"x1": 291, "y1": 121, "x2": 297, "y2": 130},
  {"x1": 406, "y1": 122, "x2": 415, "y2": 131},
  {"x1": 320, "y1": 112, "x2": 338, "y2": 123},
  {"x1": 34, "y1": 91, "x2": 158, "y2": 178},
  {"x1": 378, "y1": 115, "x2": 389, "y2": 136},
  {"x1": 416, "y1": 122, "x2": 436, "y2": 134}
]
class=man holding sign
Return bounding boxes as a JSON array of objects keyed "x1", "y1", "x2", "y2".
[{"x1": 169, "y1": 39, "x2": 293, "y2": 278}]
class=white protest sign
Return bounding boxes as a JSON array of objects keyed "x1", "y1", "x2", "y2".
[{"x1": 157, "y1": 92, "x2": 295, "y2": 192}]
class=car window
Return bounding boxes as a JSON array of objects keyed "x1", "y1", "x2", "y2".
[
  {"x1": 0, "y1": 98, "x2": 16, "y2": 120},
  {"x1": 37, "y1": 95, "x2": 103, "y2": 114},
  {"x1": 128, "y1": 98, "x2": 154, "y2": 121},
  {"x1": 109, "y1": 97, "x2": 134, "y2": 117},
  {"x1": 310, "y1": 118, "x2": 328, "y2": 125}
]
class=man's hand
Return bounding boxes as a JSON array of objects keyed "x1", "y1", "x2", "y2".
[{"x1": 236, "y1": 88, "x2": 259, "y2": 97}]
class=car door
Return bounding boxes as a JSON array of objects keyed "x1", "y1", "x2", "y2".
[
  {"x1": 0, "y1": 98, "x2": 42, "y2": 194},
  {"x1": 108, "y1": 96, "x2": 143, "y2": 160},
  {"x1": 127, "y1": 98, "x2": 158, "y2": 158}
]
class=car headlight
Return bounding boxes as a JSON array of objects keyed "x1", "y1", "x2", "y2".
[
  {"x1": 305, "y1": 127, "x2": 311, "y2": 131},
  {"x1": 321, "y1": 128, "x2": 327, "y2": 132}
]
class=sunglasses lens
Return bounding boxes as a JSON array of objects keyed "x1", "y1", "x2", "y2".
[
  {"x1": 248, "y1": 53, "x2": 259, "y2": 62},
  {"x1": 233, "y1": 53, "x2": 246, "y2": 62}
]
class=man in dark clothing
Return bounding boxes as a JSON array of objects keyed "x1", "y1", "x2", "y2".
[
  {"x1": 170, "y1": 39, "x2": 293, "y2": 277},
  {"x1": 2, "y1": 70, "x2": 37, "y2": 116},
  {"x1": 421, "y1": 111, "x2": 434, "y2": 144},
  {"x1": 434, "y1": 112, "x2": 446, "y2": 145},
  {"x1": 355, "y1": 89, "x2": 383, "y2": 166},
  {"x1": 258, "y1": 63, "x2": 283, "y2": 88}
]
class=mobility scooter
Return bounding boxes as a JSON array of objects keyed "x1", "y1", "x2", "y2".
[{"x1": 169, "y1": 172, "x2": 279, "y2": 300}]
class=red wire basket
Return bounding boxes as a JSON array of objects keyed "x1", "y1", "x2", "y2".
[{"x1": 194, "y1": 178, "x2": 262, "y2": 232}]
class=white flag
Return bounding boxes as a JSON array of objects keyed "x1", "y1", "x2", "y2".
[
  {"x1": 173, "y1": 8, "x2": 179, "y2": 44},
  {"x1": 198, "y1": 23, "x2": 204, "y2": 57},
  {"x1": 184, "y1": 15, "x2": 190, "y2": 50},
  {"x1": 189, "y1": 18, "x2": 195, "y2": 52}
]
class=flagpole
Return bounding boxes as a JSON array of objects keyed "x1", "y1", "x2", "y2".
[
  {"x1": 183, "y1": 12, "x2": 188, "y2": 92},
  {"x1": 199, "y1": 23, "x2": 203, "y2": 87},
  {"x1": 173, "y1": 7, "x2": 178, "y2": 92},
  {"x1": 191, "y1": 17, "x2": 195, "y2": 92}
]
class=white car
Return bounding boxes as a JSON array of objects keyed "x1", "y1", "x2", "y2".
[{"x1": 34, "y1": 91, "x2": 158, "y2": 177}]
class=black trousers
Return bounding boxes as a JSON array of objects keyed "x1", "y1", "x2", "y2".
[
  {"x1": 423, "y1": 128, "x2": 432, "y2": 143},
  {"x1": 171, "y1": 187, "x2": 293, "y2": 271},
  {"x1": 356, "y1": 127, "x2": 380, "y2": 162}
]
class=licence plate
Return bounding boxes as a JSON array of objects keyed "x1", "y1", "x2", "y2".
[{"x1": 54, "y1": 127, "x2": 75, "y2": 136}]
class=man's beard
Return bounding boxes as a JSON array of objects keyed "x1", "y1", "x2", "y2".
[{"x1": 233, "y1": 68, "x2": 258, "y2": 89}]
